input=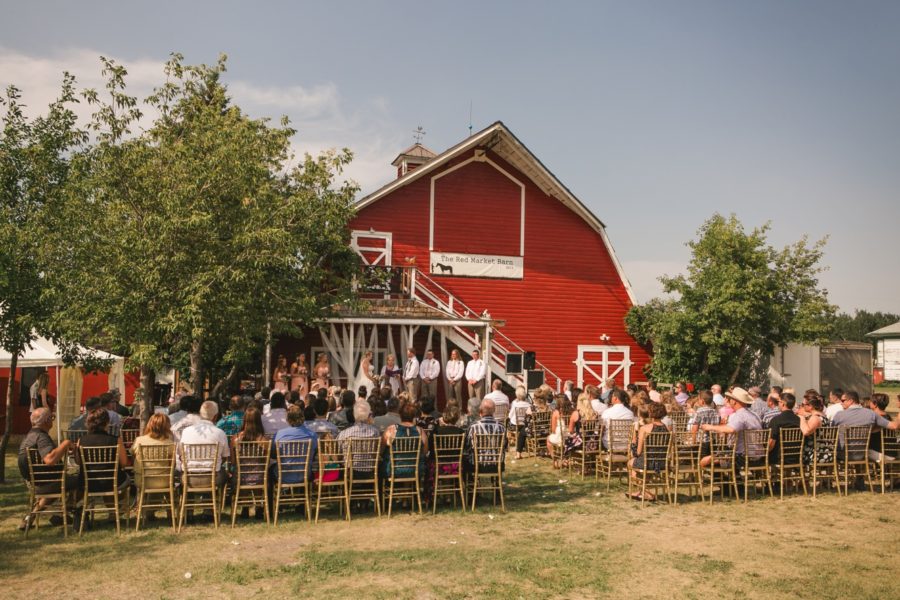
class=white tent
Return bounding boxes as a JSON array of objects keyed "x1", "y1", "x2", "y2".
[{"x1": 0, "y1": 334, "x2": 125, "y2": 440}]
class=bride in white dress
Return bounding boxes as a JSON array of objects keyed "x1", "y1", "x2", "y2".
[{"x1": 353, "y1": 350, "x2": 376, "y2": 396}]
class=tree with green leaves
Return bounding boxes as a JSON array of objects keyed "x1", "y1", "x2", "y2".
[
  {"x1": 832, "y1": 309, "x2": 899, "y2": 349},
  {"x1": 0, "y1": 76, "x2": 86, "y2": 482},
  {"x1": 45, "y1": 54, "x2": 362, "y2": 422},
  {"x1": 626, "y1": 213, "x2": 835, "y2": 387}
]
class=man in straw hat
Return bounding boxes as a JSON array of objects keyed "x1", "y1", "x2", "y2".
[{"x1": 699, "y1": 387, "x2": 763, "y2": 468}]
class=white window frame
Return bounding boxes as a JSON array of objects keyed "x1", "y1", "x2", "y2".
[{"x1": 350, "y1": 230, "x2": 392, "y2": 266}]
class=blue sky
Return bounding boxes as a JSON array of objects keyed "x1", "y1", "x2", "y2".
[{"x1": 3, "y1": 1, "x2": 898, "y2": 314}]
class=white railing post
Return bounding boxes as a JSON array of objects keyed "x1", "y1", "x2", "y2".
[{"x1": 409, "y1": 268, "x2": 417, "y2": 299}]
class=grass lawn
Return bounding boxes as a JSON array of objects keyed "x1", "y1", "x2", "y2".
[{"x1": 1, "y1": 450, "x2": 899, "y2": 599}]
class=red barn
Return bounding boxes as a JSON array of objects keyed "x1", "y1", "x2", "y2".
[{"x1": 276, "y1": 122, "x2": 649, "y2": 402}]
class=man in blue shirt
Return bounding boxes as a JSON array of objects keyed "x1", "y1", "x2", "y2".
[{"x1": 273, "y1": 405, "x2": 317, "y2": 485}]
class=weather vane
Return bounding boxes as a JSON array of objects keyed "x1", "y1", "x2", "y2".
[{"x1": 413, "y1": 125, "x2": 426, "y2": 143}]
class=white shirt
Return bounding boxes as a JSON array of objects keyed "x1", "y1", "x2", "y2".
[
  {"x1": 649, "y1": 390, "x2": 662, "y2": 403},
  {"x1": 465, "y1": 359, "x2": 486, "y2": 382},
  {"x1": 712, "y1": 393, "x2": 725, "y2": 407},
  {"x1": 825, "y1": 402, "x2": 844, "y2": 421},
  {"x1": 172, "y1": 413, "x2": 202, "y2": 444},
  {"x1": 484, "y1": 389, "x2": 509, "y2": 406},
  {"x1": 600, "y1": 402, "x2": 635, "y2": 424},
  {"x1": 404, "y1": 356, "x2": 419, "y2": 380},
  {"x1": 262, "y1": 407, "x2": 289, "y2": 434},
  {"x1": 508, "y1": 399, "x2": 532, "y2": 425},
  {"x1": 420, "y1": 358, "x2": 440, "y2": 380},
  {"x1": 177, "y1": 419, "x2": 230, "y2": 472},
  {"x1": 445, "y1": 360, "x2": 464, "y2": 382},
  {"x1": 591, "y1": 399, "x2": 607, "y2": 417}
]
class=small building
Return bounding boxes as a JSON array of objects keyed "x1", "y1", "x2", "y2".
[
  {"x1": 276, "y1": 122, "x2": 650, "y2": 402},
  {"x1": 768, "y1": 341, "x2": 873, "y2": 397},
  {"x1": 867, "y1": 321, "x2": 900, "y2": 383}
]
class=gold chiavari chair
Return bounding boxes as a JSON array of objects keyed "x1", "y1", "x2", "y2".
[
  {"x1": 600, "y1": 419, "x2": 633, "y2": 490},
  {"x1": 315, "y1": 438, "x2": 350, "y2": 522},
  {"x1": 231, "y1": 440, "x2": 271, "y2": 526},
  {"x1": 79, "y1": 445, "x2": 130, "y2": 535},
  {"x1": 876, "y1": 429, "x2": 900, "y2": 493},
  {"x1": 526, "y1": 410, "x2": 552, "y2": 458},
  {"x1": 384, "y1": 435, "x2": 422, "y2": 517},
  {"x1": 628, "y1": 430, "x2": 673, "y2": 507},
  {"x1": 738, "y1": 429, "x2": 773, "y2": 502},
  {"x1": 347, "y1": 437, "x2": 382, "y2": 516},
  {"x1": 671, "y1": 430, "x2": 703, "y2": 503},
  {"x1": 432, "y1": 433, "x2": 466, "y2": 513},
  {"x1": 704, "y1": 431, "x2": 737, "y2": 503},
  {"x1": 471, "y1": 432, "x2": 506, "y2": 512},
  {"x1": 507, "y1": 406, "x2": 529, "y2": 451},
  {"x1": 23, "y1": 448, "x2": 70, "y2": 538},
  {"x1": 135, "y1": 443, "x2": 177, "y2": 531},
  {"x1": 838, "y1": 425, "x2": 873, "y2": 495},
  {"x1": 810, "y1": 426, "x2": 840, "y2": 498},
  {"x1": 569, "y1": 418, "x2": 602, "y2": 479},
  {"x1": 273, "y1": 439, "x2": 314, "y2": 524},
  {"x1": 776, "y1": 427, "x2": 807, "y2": 499},
  {"x1": 178, "y1": 443, "x2": 220, "y2": 531},
  {"x1": 670, "y1": 412, "x2": 690, "y2": 433},
  {"x1": 120, "y1": 428, "x2": 140, "y2": 451},
  {"x1": 64, "y1": 429, "x2": 87, "y2": 444}
]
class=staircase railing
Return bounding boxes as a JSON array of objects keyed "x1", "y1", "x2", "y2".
[{"x1": 403, "y1": 267, "x2": 562, "y2": 391}]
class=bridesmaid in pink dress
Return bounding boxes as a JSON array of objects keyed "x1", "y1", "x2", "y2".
[
  {"x1": 290, "y1": 353, "x2": 309, "y2": 396},
  {"x1": 272, "y1": 355, "x2": 290, "y2": 394},
  {"x1": 311, "y1": 353, "x2": 330, "y2": 392}
]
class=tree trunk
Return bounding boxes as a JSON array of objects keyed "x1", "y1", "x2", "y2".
[
  {"x1": 728, "y1": 345, "x2": 748, "y2": 386},
  {"x1": 210, "y1": 364, "x2": 239, "y2": 402},
  {"x1": 139, "y1": 364, "x2": 155, "y2": 430},
  {"x1": 0, "y1": 352, "x2": 19, "y2": 483},
  {"x1": 190, "y1": 338, "x2": 204, "y2": 398}
]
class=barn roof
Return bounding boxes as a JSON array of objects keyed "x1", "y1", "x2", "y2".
[
  {"x1": 356, "y1": 121, "x2": 635, "y2": 303},
  {"x1": 866, "y1": 320, "x2": 900, "y2": 338}
]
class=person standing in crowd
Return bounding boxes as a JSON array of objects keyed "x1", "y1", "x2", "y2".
[
  {"x1": 465, "y1": 349, "x2": 486, "y2": 400},
  {"x1": 290, "y1": 353, "x2": 309, "y2": 396},
  {"x1": 403, "y1": 347, "x2": 420, "y2": 401},
  {"x1": 445, "y1": 349, "x2": 464, "y2": 403},
  {"x1": 29, "y1": 370, "x2": 50, "y2": 414},
  {"x1": 381, "y1": 354, "x2": 402, "y2": 397},
  {"x1": 272, "y1": 355, "x2": 290, "y2": 394},
  {"x1": 311, "y1": 353, "x2": 330, "y2": 393},
  {"x1": 419, "y1": 349, "x2": 440, "y2": 399}
]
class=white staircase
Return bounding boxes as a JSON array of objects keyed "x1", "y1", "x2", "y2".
[{"x1": 405, "y1": 268, "x2": 561, "y2": 390}]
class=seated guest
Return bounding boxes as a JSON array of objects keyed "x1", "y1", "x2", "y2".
[
  {"x1": 761, "y1": 392, "x2": 782, "y2": 427},
  {"x1": 328, "y1": 390, "x2": 356, "y2": 431},
  {"x1": 273, "y1": 405, "x2": 318, "y2": 484},
  {"x1": 100, "y1": 391, "x2": 123, "y2": 430},
  {"x1": 463, "y1": 398, "x2": 506, "y2": 475},
  {"x1": 797, "y1": 393, "x2": 829, "y2": 465},
  {"x1": 587, "y1": 385, "x2": 606, "y2": 418},
  {"x1": 690, "y1": 390, "x2": 721, "y2": 458},
  {"x1": 564, "y1": 392, "x2": 596, "y2": 455},
  {"x1": 338, "y1": 401, "x2": 381, "y2": 479},
  {"x1": 18, "y1": 407, "x2": 79, "y2": 530},
  {"x1": 234, "y1": 406, "x2": 267, "y2": 445},
  {"x1": 832, "y1": 390, "x2": 899, "y2": 458},
  {"x1": 767, "y1": 392, "x2": 800, "y2": 465},
  {"x1": 68, "y1": 395, "x2": 103, "y2": 432},
  {"x1": 369, "y1": 394, "x2": 387, "y2": 420},
  {"x1": 508, "y1": 386, "x2": 532, "y2": 460},
  {"x1": 216, "y1": 395, "x2": 247, "y2": 436},
  {"x1": 381, "y1": 401, "x2": 428, "y2": 478},
  {"x1": 131, "y1": 413, "x2": 175, "y2": 494},
  {"x1": 463, "y1": 396, "x2": 482, "y2": 429},
  {"x1": 700, "y1": 387, "x2": 763, "y2": 468},
  {"x1": 868, "y1": 393, "x2": 895, "y2": 464},
  {"x1": 78, "y1": 408, "x2": 131, "y2": 492},
  {"x1": 177, "y1": 400, "x2": 230, "y2": 489},
  {"x1": 262, "y1": 392, "x2": 289, "y2": 435},
  {"x1": 601, "y1": 389, "x2": 636, "y2": 450},
  {"x1": 168, "y1": 395, "x2": 187, "y2": 427},
  {"x1": 307, "y1": 397, "x2": 339, "y2": 439},
  {"x1": 303, "y1": 394, "x2": 317, "y2": 422},
  {"x1": 546, "y1": 394, "x2": 571, "y2": 465},
  {"x1": 627, "y1": 401, "x2": 669, "y2": 501},
  {"x1": 417, "y1": 397, "x2": 440, "y2": 439},
  {"x1": 171, "y1": 395, "x2": 203, "y2": 443},
  {"x1": 374, "y1": 396, "x2": 402, "y2": 433}
]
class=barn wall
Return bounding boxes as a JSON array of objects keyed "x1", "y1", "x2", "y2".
[{"x1": 350, "y1": 149, "x2": 651, "y2": 386}]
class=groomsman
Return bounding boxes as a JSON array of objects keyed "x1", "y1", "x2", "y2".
[
  {"x1": 465, "y1": 348, "x2": 486, "y2": 400},
  {"x1": 419, "y1": 348, "x2": 440, "y2": 399},
  {"x1": 403, "y1": 347, "x2": 420, "y2": 401},
  {"x1": 445, "y1": 349, "x2": 464, "y2": 403}
]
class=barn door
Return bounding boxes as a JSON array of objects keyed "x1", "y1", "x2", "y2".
[
  {"x1": 575, "y1": 345, "x2": 631, "y2": 388},
  {"x1": 351, "y1": 231, "x2": 392, "y2": 266}
]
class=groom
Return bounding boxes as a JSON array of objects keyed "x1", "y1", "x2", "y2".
[{"x1": 403, "y1": 346, "x2": 420, "y2": 402}]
